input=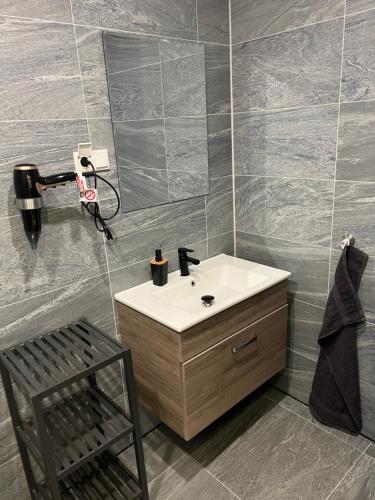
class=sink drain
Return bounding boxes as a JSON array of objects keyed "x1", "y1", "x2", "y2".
[{"x1": 201, "y1": 295, "x2": 215, "y2": 307}]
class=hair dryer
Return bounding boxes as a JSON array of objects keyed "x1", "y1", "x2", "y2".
[{"x1": 14, "y1": 164, "x2": 80, "y2": 249}]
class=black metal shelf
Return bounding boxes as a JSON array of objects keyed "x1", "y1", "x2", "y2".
[
  {"x1": 18, "y1": 385, "x2": 134, "y2": 479},
  {"x1": 0, "y1": 318, "x2": 125, "y2": 399},
  {"x1": 0, "y1": 319, "x2": 149, "y2": 500},
  {"x1": 34, "y1": 451, "x2": 142, "y2": 500}
]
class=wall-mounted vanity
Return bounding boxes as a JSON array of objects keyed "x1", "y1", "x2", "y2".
[{"x1": 115, "y1": 254, "x2": 290, "y2": 440}]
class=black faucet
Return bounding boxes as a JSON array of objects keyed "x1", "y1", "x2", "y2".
[{"x1": 178, "y1": 247, "x2": 200, "y2": 276}]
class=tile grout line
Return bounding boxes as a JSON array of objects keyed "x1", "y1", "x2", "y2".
[
  {"x1": 324, "y1": 445, "x2": 371, "y2": 500},
  {"x1": 108, "y1": 51, "x2": 204, "y2": 76},
  {"x1": 204, "y1": 469, "x2": 242, "y2": 500},
  {"x1": 327, "y1": 5, "x2": 347, "y2": 298},
  {"x1": 236, "y1": 229, "x2": 331, "y2": 251},
  {"x1": 232, "y1": 14, "x2": 344, "y2": 47},
  {"x1": 263, "y1": 393, "x2": 369, "y2": 455},
  {"x1": 0, "y1": 13, "x2": 229, "y2": 47},
  {"x1": 146, "y1": 453, "x2": 188, "y2": 492},
  {"x1": 0, "y1": 111, "x2": 232, "y2": 124},
  {"x1": 204, "y1": 196, "x2": 210, "y2": 257},
  {"x1": 196, "y1": 0, "x2": 199, "y2": 42},
  {"x1": 228, "y1": 0, "x2": 237, "y2": 257},
  {"x1": 234, "y1": 173, "x2": 336, "y2": 182}
]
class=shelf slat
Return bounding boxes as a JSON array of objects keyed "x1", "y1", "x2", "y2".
[{"x1": 20, "y1": 386, "x2": 134, "y2": 479}]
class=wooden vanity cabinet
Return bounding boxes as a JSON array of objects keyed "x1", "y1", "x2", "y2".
[{"x1": 116, "y1": 280, "x2": 288, "y2": 440}]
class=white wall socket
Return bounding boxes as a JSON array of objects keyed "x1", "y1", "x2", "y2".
[{"x1": 74, "y1": 143, "x2": 111, "y2": 174}]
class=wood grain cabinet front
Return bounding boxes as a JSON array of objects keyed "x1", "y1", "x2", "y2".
[{"x1": 116, "y1": 281, "x2": 288, "y2": 440}]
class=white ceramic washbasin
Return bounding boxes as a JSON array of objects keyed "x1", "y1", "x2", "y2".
[{"x1": 115, "y1": 254, "x2": 291, "y2": 332}]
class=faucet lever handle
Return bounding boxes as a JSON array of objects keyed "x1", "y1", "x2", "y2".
[{"x1": 178, "y1": 247, "x2": 194, "y2": 254}]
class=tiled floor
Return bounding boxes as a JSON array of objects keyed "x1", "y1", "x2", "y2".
[{"x1": 122, "y1": 387, "x2": 375, "y2": 500}]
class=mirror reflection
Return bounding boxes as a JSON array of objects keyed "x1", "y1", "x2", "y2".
[{"x1": 103, "y1": 32, "x2": 210, "y2": 213}]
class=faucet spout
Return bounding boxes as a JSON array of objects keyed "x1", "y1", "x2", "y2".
[{"x1": 178, "y1": 247, "x2": 200, "y2": 276}]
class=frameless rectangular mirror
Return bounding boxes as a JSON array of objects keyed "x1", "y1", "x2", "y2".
[{"x1": 103, "y1": 32, "x2": 210, "y2": 213}]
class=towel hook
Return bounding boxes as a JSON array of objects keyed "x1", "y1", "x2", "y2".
[{"x1": 340, "y1": 233, "x2": 355, "y2": 250}]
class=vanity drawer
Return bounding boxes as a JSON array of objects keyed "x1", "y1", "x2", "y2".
[
  {"x1": 179, "y1": 281, "x2": 287, "y2": 361},
  {"x1": 182, "y1": 305, "x2": 288, "y2": 439}
]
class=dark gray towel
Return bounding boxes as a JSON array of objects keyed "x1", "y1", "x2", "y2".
[{"x1": 309, "y1": 245, "x2": 368, "y2": 434}]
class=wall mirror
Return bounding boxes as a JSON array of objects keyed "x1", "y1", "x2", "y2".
[{"x1": 103, "y1": 32, "x2": 210, "y2": 213}]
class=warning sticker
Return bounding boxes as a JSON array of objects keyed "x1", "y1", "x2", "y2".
[{"x1": 82, "y1": 189, "x2": 98, "y2": 203}]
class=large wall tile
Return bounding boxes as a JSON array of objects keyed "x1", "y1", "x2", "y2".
[
  {"x1": 0, "y1": 273, "x2": 116, "y2": 348},
  {"x1": 208, "y1": 232, "x2": 234, "y2": 257},
  {"x1": 0, "y1": 17, "x2": 84, "y2": 120},
  {"x1": 272, "y1": 349, "x2": 317, "y2": 404},
  {"x1": 159, "y1": 38, "x2": 204, "y2": 61},
  {"x1": 113, "y1": 120, "x2": 166, "y2": 170},
  {"x1": 207, "y1": 114, "x2": 232, "y2": 179},
  {"x1": 234, "y1": 105, "x2": 338, "y2": 178},
  {"x1": 71, "y1": 0, "x2": 197, "y2": 40},
  {"x1": 332, "y1": 181, "x2": 375, "y2": 255},
  {"x1": 288, "y1": 299, "x2": 324, "y2": 360},
  {"x1": 235, "y1": 176, "x2": 334, "y2": 247},
  {"x1": 162, "y1": 53, "x2": 206, "y2": 117},
  {"x1": 197, "y1": 0, "x2": 229, "y2": 44},
  {"x1": 105, "y1": 197, "x2": 207, "y2": 270},
  {"x1": 0, "y1": 208, "x2": 107, "y2": 307},
  {"x1": 232, "y1": 19, "x2": 343, "y2": 112},
  {"x1": 110, "y1": 240, "x2": 208, "y2": 295},
  {"x1": 168, "y1": 171, "x2": 209, "y2": 201},
  {"x1": 0, "y1": 119, "x2": 89, "y2": 218},
  {"x1": 108, "y1": 64, "x2": 163, "y2": 121},
  {"x1": 205, "y1": 45, "x2": 231, "y2": 114},
  {"x1": 237, "y1": 232, "x2": 330, "y2": 307},
  {"x1": 337, "y1": 101, "x2": 375, "y2": 181},
  {"x1": 103, "y1": 32, "x2": 160, "y2": 74},
  {"x1": 165, "y1": 117, "x2": 209, "y2": 173},
  {"x1": 346, "y1": 0, "x2": 375, "y2": 14},
  {"x1": 342, "y1": 10, "x2": 375, "y2": 102},
  {"x1": 75, "y1": 26, "x2": 111, "y2": 119},
  {"x1": 0, "y1": 0, "x2": 73, "y2": 22},
  {"x1": 231, "y1": 0, "x2": 344, "y2": 44},
  {"x1": 206, "y1": 176, "x2": 233, "y2": 238},
  {"x1": 119, "y1": 167, "x2": 169, "y2": 212}
]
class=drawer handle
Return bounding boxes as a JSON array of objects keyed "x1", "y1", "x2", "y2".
[{"x1": 232, "y1": 336, "x2": 258, "y2": 353}]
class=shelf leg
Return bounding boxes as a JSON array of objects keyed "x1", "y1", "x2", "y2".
[
  {"x1": 0, "y1": 363, "x2": 38, "y2": 499},
  {"x1": 123, "y1": 351, "x2": 149, "y2": 500},
  {"x1": 31, "y1": 396, "x2": 62, "y2": 500}
]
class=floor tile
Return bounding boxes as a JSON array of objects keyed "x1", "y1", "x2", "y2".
[
  {"x1": 207, "y1": 401, "x2": 361, "y2": 499},
  {"x1": 366, "y1": 443, "x2": 375, "y2": 458},
  {"x1": 149, "y1": 455, "x2": 238, "y2": 500},
  {"x1": 265, "y1": 388, "x2": 372, "y2": 452},
  {"x1": 329, "y1": 453, "x2": 375, "y2": 499},
  {"x1": 121, "y1": 426, "x2": 188, "y2": 482}
]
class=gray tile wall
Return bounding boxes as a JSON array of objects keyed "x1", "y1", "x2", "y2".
[
  {"x1": 0, "y1": 1, "x2": 232, "y2": 497},
  {"x1": 231, "y1": 0, "x2": 375, "y2": 441}
]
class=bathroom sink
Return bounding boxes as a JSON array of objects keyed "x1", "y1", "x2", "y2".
[{"x1": 115, "y1": 254, "x2": 291, "y2": 332}]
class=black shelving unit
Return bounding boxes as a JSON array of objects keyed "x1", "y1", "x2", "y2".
[{"x1": 0, "y1": 318, "x2": 149, "y2": 500}]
